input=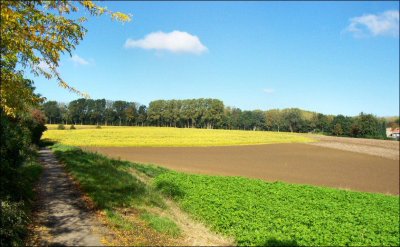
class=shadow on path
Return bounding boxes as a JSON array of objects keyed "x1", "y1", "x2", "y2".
[{"x1": 33, "y1": 147, "x2": 103, "y2": 246}]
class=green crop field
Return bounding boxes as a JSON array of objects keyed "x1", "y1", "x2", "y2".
[
  {"x1": 43, "y1": 128, "x2": 399, "y2": 246},
  {"x1": 154, "y1": 171, "x2": 400, "y2": 246},
  {"x1": 43, "y1": 125, "x2": 314, "y2": 147},
  {"x1": 49, "y1": 144, "x2": 399, "y2": 246}
]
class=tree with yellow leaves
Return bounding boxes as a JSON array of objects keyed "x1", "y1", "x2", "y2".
[
  {"x1": 0, "y1": 2, "x2": 131, "y2": 245},
  {"x1": 0, "y1": 0, "x2": 131, "y2": 117}
]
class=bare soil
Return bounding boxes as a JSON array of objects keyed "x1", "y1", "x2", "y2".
[
  {"x1": 86, "y1": 143, "x2": 399, "y2": 195},
  {"x1": 307, "y1": 135, "x2": 399, "y2": 160}
]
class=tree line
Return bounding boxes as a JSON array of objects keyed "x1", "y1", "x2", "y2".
[{"x1": 42, "y1": 98, "x2": 398, "y2": 139}]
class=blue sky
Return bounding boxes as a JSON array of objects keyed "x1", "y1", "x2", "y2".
[{"x1": 30, "y1": 1, "x2": 399, "y2": 116}]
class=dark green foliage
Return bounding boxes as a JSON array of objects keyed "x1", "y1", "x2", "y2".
[
  {"x1": 265, "y1": 238, "x2": 298, "y2": 247},
  {"x1": 0, "y1": 112, "x2": 31, "y2": 176},
  {"x1": 330, "y1": 115, "x2": 353, "y2": 136},
  {"x1": 356, "y1": 112, "x2": 387, "y2": 139},
  {"x1": 386, "y1": 117, "x2": 399, "y2": 129},
  {"x1": 155, "y1": 180, "x2": 185, "y2": 199},
  {"x1": 0, "y1": 161, "x2": 43, "y2": 247},
  {"x1": 26, "y1": 109, "x2": 47, "y2": 145},
  {"x1": 57, "y1": 124, "x2": 65, "y2": 130},
  {"x1": 42, "y1": 101, "x2": 61, "y2": 124},
  {"x1": 64, "y1": 98, "x2": 143, "y2": 126},
  {"x1": 237, "y1": 110, "x2": 266, "y2": 130},
  {"x1": 68, "y1": 98, "x2": 87, "y2": 125},
  {"x1": 137, "y1": 105, "x2": 147, "y2": 126},
  {"x1": 43, "y1": 97, "x2": 397, "y2": 140},
  {"x1": 154, "y1": 172, "x2": 400, "y2": 246},
  {"x1": 314, "y1": 113, "x2": 329, "y2": 133},
  {"x1": 0, "y1": 87, "x2": 46, "y2": 238},
  {"x1": 0, "y1": 200, "x2": 28, "y2": 247},
  {"x1": 283, "y1": 109, "x2": 303, "y2": 132},
  {"x1": 332, "y1": 123, "x2": 343, "y2": 136},
  {"x1": 147, "y1": 98, "x2": 224, "y2": 128},
  {"x1": 0, "y1": 107, "x2": 46, "y2": 202}
]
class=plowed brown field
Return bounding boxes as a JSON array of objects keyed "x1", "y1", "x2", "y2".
[
  {"x1": 307, "y1": 135, "x2": 399, "y2": 160},
  {"x1": 85, "y1": 143, "x2": 399, "y2": 195}
]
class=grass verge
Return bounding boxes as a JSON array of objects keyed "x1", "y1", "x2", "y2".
[
  {"x1": 50, "y1": 144, "x2": 180, "y2": 245},
  {"x1": 154, "y1": 171, "x2": 400, "y2": 246},
  {"x1": 140, "y1": 212, "x2": 181, "y2": 237}
]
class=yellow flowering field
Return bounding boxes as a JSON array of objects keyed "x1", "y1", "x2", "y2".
[{"x1": 43, "y1": 125, "x2": 315, "y2": 147}]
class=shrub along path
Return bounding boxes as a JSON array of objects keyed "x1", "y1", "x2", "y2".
[{"x1": 28, "y1": 148, "x2": 104, "y2": 246}]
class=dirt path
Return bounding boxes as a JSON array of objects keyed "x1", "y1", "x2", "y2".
[{"x1": 29, "y1": 148, "x2": 104, "y2": 246}]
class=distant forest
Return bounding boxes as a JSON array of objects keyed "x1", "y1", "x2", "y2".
[{"x1": 41, "y1": 98, "x2": 400, "y2": 139}]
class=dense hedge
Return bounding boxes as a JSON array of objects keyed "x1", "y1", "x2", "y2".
[{"x1": 0, "y1": 108, "x2": 46, "y2": 246}]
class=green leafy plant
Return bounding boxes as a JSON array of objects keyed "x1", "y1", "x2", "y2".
[{"x1": 154, "y1": 172, "x2": 400, "y2": 246}]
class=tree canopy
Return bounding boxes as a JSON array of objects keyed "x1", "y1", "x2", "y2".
[
  {"x1": 0, "y1": 4, "x2": 131, "y2": 244},
  {"x1": 40, "y1": 97, "x2": 390, "y2": 140},
  {"x1": 0, "y1": 0, "x2": 131, "y2": 117}
]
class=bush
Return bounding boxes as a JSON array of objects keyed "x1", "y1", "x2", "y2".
[
  {"x1": 27, "y1": 109, "x2": 47, "y2": 145},
  {"x1": 57, "y1": 124, "x2": 65, "y2": 130},
  {"x1": 96, "y1": 125, "x2": 101, "y2": 129},
  {"x1": 0, "y1": 200, "x2": 29, "y2": 247},
  {"x1": 0, "y1": 112, "x2": 31, "y2": 173},
  {"x1": 70, "y1": 124, "x2": 76, "y2": 130}
]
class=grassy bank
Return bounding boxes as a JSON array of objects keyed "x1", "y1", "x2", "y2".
[
  {"x1": 43, "y1": 125, "x2": 314, "y2": 147},
  {"x1": 50, "y1": 144, "x2": 180, "y2": 245},
  {"x1": 154, "y1": 172, "x2": 399, "y2": 246}
]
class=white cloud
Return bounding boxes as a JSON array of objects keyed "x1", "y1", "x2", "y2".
[
  {"x1": 345, "y1": 10, "x2": 399, "y2": 37},
  {"x1": 71, "y1": 54, "x2": 90, "y2": 65},
  {"x1": 263, "y1": 88, "x2": 275, "y2": 94},
  {"x1": 124, "y1": 30, "x2": 208, "y2": 54}
]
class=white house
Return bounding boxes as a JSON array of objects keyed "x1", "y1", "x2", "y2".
[{"x1": 386, "y1": 128, "x2": 400, "y2": 140}]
